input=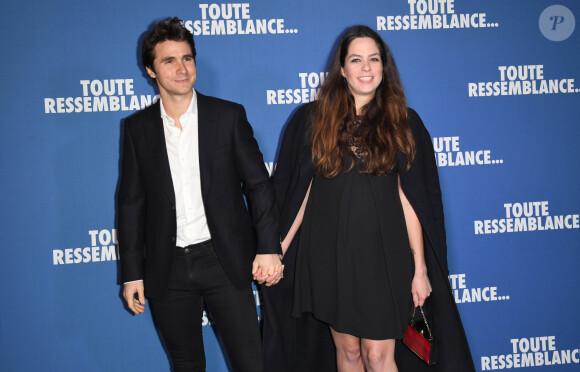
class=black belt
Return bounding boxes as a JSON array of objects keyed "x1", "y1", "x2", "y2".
[{"x1": 176, "y1": 239, "x2": 213, "y2": 255}]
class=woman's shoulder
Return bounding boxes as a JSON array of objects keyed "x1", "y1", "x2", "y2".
[
  {"x1": 291, "y1": 101, "x2": 316, "y2": 122},
  {"x1": 406, "y1": 107, "x2": 427, "y2": 135},
  {"x1": 284, "y1": 101, "x2": 316, "y2": 136}
]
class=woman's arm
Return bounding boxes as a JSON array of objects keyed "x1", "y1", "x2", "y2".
[
  {"x1": 280, "y1": 180, "x2": 312, "y2": 256},
  {"x1": 399, "y1": 175, "x2": 432, "y2": 306}
]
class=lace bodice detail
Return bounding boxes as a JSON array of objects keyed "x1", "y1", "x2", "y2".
[{"x1": 346, "y1": 116, "x2": 367, "y2": 159}]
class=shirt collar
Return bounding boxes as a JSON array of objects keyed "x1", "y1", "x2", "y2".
[{"x1": 159, "y1": 89, "x2": 197, "y2": 124}]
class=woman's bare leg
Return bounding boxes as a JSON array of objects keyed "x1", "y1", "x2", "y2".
[
  {"x1": 330, "y1": 327, "x2": 365, "y2": 372},
  {"x1": 361, "y1": 338, "x2": 397, "y2": 372}
]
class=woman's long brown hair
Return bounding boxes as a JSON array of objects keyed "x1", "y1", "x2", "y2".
[{"x1": 312, "y1": 25, "x2": 415, "y2": 177}]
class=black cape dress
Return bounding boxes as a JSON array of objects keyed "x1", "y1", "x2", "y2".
[
  {"x1": 292, "y1": 155, "x2": 414, "y2": 340},
  {"x1": 261, "y1": 102, "x2": 476, "y2": 372}
]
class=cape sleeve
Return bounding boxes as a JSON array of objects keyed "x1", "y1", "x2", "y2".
[
  {"x1": 396, "y1": 108, "x2": 476, "y2": 371},
  {"x1": 398, "y1": 108, "x2": 448, "y2": 273},
  {"x1": 272, "y1": 103, "x2": 315, "y2": 239}
]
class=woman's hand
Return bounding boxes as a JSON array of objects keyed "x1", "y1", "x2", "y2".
[
  {"x1": 252, "y1": 254, "x2": 284, "y2": 286},
  {"x1": 411, "y1": 266, "x2": 432, "y2": 307}
]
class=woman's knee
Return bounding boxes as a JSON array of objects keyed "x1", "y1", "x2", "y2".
[
  {"x1": 363, "y1": 348, "x2": 387, "y2": 367},
  {"x1": 361, "y1": 339, "x2": 396, "y2": 370},
  {"x1": 331, "y1": 329, "x2": 363, "y2": 363},
  {"x1": 338, "y1": 342, "x2": 362, "y2": 362}
]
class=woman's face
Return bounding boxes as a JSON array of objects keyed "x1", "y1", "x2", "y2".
[{"x1": 341, "y1": 37, "x2": 383, "y2": 109}]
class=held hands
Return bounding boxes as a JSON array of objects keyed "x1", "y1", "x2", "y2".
[
  {"x1": 411, "y1": 266, "x2": 432, "y2": 307},
  {"x1": 252, "y1": 254, "x2": 284, "y2": 287},
  {"x1": 123, "y1": 281, "x2": 146, "y2": 315}
]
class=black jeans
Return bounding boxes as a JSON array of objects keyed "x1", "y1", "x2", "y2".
[{"x1": 150, "y1": 240, "x2": 262, "y2": 372}]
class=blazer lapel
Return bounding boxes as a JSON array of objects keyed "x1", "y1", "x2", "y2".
[
  {"x1": 196, "y1": 92, "x2": 219, "y2": 197},
  {"x1": 143, "y1": 101, "x2": 176, "y2": 205}
]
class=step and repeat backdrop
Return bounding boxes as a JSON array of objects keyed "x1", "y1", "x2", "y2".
[{"x1": 1, "y1": 0, "x2": 578, "y2": 371}]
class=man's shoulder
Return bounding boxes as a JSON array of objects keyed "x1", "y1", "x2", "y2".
[
  {"x1": 197, "y1": 91, "x2": 243, "y2": 113},
  {"x1": 125, "y1": 100, "x2": 161, "y2": 126}
]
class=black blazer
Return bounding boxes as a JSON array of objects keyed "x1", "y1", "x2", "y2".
[
  {"x1": 272, "y1": 102, "x2": 475, "y2": 371},
  {"x1": 118, "y1": 92, "x2": 279, "y2": 299}
]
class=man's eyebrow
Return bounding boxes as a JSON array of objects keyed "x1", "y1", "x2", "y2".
[{"x1": 161, "y1": 54, "x2": 194, "y2": 61}]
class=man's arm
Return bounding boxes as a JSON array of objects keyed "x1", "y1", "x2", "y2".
[
  {"x1": 118, "y1": 120, "x2": 147, "y2": 311},
  {"x1": 230, "y1": 104, "x2": 283, "y2": 283}
]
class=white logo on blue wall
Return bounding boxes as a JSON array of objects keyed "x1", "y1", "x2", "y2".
[
  {"x1": 480, "y1": 336, "x2": 580, "y2": 370},
  {"x1": 264, "y1": 161, "x2": 275, "y2": 176},
  {"x1": 267, "y1": 72, "x2": 328, "y2": 105},
  {"x1": 539, "y1": 5, "x2": 575, "y2": 42},
  {"x1": 377, "y1": 0, "x2": 499, "y2": 31},
  {"x1": 468, "y1": 64, "x2": 579, "y2": 97},
  {"x1": 432, "y1": 136, "x2": 503, "y2": 167},
  {"x1": 474, "y1": 201, "x2": 579, "y2": 235},
  {"x1": 185, "y1": 3, "x2": 298, "y2": 36},
  {"x1": 449, "y1": 273, "x2": 509, "y2": 304},
  {"x1": 44, "y1": 79, "x2": 158, "y2": 114},
  {"x1": 53, "y1": 229, "x2": 119, "y2": 265}
]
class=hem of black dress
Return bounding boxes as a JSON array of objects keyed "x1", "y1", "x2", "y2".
[{"x1": 292, "y1": 309, "x2": 405, "y2": 341}]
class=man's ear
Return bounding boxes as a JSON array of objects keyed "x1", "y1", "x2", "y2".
[{"x1": 145, "y1": 66, "x2": 156, "y2": 79}]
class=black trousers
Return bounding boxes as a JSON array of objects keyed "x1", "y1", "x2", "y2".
[{"x1": 150, "y1": 240, "x2": 262, "y2": 372}]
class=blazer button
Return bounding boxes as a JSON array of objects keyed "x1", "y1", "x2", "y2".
[{"x1": 170, "y1": 236, "x2": 175, "y2": 242}]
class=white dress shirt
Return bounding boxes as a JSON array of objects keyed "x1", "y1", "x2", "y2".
[{"x1": 160, "y1": 90, "x2": 211, "y2": 247}]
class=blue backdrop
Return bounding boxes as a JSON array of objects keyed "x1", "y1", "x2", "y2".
[{"x1": 1, "y1": 1, "x2": 579, "y2": 371}]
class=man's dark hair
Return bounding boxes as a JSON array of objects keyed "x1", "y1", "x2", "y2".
[{"x1": 142, "y1": 17, "x2": 196, "y2": 73}]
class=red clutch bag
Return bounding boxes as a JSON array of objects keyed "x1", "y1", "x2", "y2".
[{"x1": 402, "y1": 305, "x2": 438, "y2": 365}]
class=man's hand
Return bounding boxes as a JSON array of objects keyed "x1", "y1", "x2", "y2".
[
  {"x1": 123, "y1": 281, "x2": 146, "y2": 315},
  {"x1": 252, "y1": 254, "x2": 284, "y2": 286}
]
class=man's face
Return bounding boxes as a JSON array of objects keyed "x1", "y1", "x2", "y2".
[{"x1": 146, "y1": 40, "x2": 196, "y2": 99}]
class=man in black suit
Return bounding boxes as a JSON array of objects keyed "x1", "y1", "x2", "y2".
[{"x1": 118, "y1": 17, "x2": 282, "y2": 372}]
